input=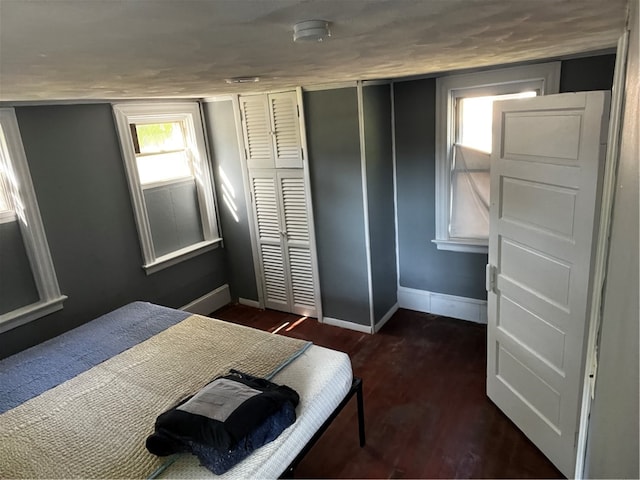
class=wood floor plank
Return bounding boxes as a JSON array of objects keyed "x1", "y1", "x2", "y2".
[{"x1": 211, "y1": 304, "x2": 564, "y2": 479}]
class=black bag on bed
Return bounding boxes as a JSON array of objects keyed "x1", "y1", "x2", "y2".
[{"x1": 146, "y1": 370, "x2": 299, "y2": 474}]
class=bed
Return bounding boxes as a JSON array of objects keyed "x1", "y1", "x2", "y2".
[{"x1": 0, "y1": 302, "x2": 364, "y2": 479}]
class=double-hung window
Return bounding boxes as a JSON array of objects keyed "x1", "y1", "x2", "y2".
[
  {"x1": 434, "y1": 62, "x2": 561, "y2": 253},
  {"x1": 113, "y1": 103, "x2": 221, "y2": 273},
  {"x1": 0, "y1": 108, "x2": 66, "y2": 333}
]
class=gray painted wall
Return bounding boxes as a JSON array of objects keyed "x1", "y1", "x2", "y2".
[
  {"x1": 0, "y1": 220, "x2": 39, "y2": 314},
  {"x1": 392, "y1": 54, "x2": 617, "y2": 301},
  {"x1": 585, "y1": 12, "x2": 639, "y2": 478},
  {"x1": 363, "y1": 84, "x2": 397, "y2": 324},
  {"x1": 0, "y1": 104, "x2": 227, "y2": 359},
  {"x1": 304, "y1": 88, "x2": 371, "y2": 326},
  {"x1": 560, "y1": 54, "x2": 616, "y2": 92},
  {"x1": 394, "y1": 78, "x2": 488, "y2": 299},
  {"x1": 203, "y1": 99, "x2": 258, "y2": 302},
  {"x1": 144, "y1": 180, "x2": 203, "y2": 257}
]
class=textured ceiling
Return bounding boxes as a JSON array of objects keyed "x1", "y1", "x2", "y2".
[{"x1": 0, "y1": 0, "x2": 628, "y2": 102}]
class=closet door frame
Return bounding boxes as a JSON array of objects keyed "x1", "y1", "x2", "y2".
[{"x1": 234, "y1": 88, "x2": 323, "y2": 321}]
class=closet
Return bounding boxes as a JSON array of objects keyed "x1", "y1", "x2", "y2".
[{"x1": 238, "y1": 90, "x2": 319, "y2": 318}]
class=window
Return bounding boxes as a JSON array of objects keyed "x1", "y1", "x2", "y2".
[
  {"x1": 0, "y1": 108, "x2": 66, "y2": 333},
  {"x1": 0, "y1": 162, "x2": 16, "y2": 223},
  {"x1": 434, "y1": 62, "x2": 561, "y2": 253},
  {"x1": 113, "y1": 103, "x2": 221, "y2": 273}
]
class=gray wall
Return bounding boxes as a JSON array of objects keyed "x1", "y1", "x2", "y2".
[
  {"x1": 0, "y1": 220, "x2": 38, "y2": 314},
  {"x1": 304, "y1": 88, "x2": 371, "y2": 326},
  {"x1": 560, "y1": 54, "x2": 616, "y2": 92},
  {"x1": 585, "y1": 10, "x2": 639, "y2": 478},
  {"x1": 0, "y1": 104, "x2": 227, "y2": 359},
  {"x1": 203, "y1": 99, "x2": 258, "y2": 302},
  {"x1": 394, "y1": 78, "x2": 488, "y2": 298},
  {"x1": 363, "y1": 84, "x2": 398, "y2": 324},
  {"x1": 392, "y1": 53, "x2": 617, "y2": 301}
]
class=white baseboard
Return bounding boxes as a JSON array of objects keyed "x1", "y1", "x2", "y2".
[
  {"x1": 181, "y1": 284, "x2": 231, "y2": 315},
  {"x1": 398, "y1": 286, "x2": 487, "y2": 324},
  {"x1": 238, "y1": 297, "x2": 261, "y2": 309},
  {"x1": 374, "y1": 303, "x2": 399, "y2": 333},
  {"x1": 322, "y1": 316, "x2": 373, "y2": 334}
]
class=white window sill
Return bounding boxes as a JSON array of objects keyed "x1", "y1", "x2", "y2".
[
  {"x1": 0, "y1": 296, "x2": 68, "y2": 334},
  {"x1": 432, "y1": 238, "x2": 488, "y2": 254},
  {"x1": 144, "y1": 237, "x2": 223, "y2": 275},
  {"x1": 0, "y1": 210, "x2": 17, "y2": 224}
]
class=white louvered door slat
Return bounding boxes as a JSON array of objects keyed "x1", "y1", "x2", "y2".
[
  {"x1": 252, "y1": 177, "x2": 280, "y2": 240},
  {"x1": 280, "y1": 177, "x2": 309, "y2": 243},
  {"x1": 269, "y1": 92, "x2": 303, "y2": 168},
  {"x1": 250, "y1": 171, "x2": 289, "y2": 311},
  {"x1": 260, "y1": 244, "x2": 288, "y2": 305},
  {"x1": 278, "y1": 170, "x2": 316, "y2": 316},
  {"x1": 288, "y1": 247, "x2": 316, "y2": 312},
  {"x1": 240, "y1": 95, "x2": 274, "y2": 169}
]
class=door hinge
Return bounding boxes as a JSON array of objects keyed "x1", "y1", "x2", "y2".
[
  {"x1": 486, "y1": 264, "x2": 497, "y2": 293},
  {"x1": 296, "y1": 104, "x2": 300, "y2": 117}
]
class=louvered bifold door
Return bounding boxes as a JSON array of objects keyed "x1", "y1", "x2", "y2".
[
  {"x1": 269, "y1": 92, "x2": 303, "y2": 169},
  {"x1": 249, "y1": 170, "x2": 290, "y2": 311},
  {"x1": 277, "y1": 170, "x2": 317, "y2": 317},
  {"x1": 240, "y1": 95, "x2": 274, "y2": 169}
]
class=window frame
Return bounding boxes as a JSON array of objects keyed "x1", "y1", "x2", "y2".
[
  {"x1": 0, "y1": 168, "x2": 17, "y2": 224},
  {"x1": 434, "y1": 62, "x2": 561, "y2": 254},
  {"x1": 0, "y1": 108, "x2": 67, "y2": 333},
  {"x1": 113, "y1": 102, "x2": 221, "y2": 274}
]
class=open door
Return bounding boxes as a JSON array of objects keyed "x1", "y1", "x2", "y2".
[{"x1": 487, "y1": 91, "x2": 609, "y2": 477}]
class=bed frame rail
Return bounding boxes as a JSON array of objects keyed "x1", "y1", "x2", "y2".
[{"x1": 281, "y1": 377, "x2": 365, "y2": 478}]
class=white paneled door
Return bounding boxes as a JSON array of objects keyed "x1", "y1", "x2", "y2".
[
  {"x1": 249, "y1": 169, "x2": 317, "y2": 318},
  {"x1": 486, "y1": 91, "x2": 609, "y2": 477}
]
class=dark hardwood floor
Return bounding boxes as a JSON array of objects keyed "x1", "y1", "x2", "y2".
[{"x1": 211, "y1": 303, "x2": 564, "y2": 479}]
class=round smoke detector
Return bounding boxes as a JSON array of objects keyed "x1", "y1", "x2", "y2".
[{"x1": 293, "y1": 20, "x2": 331, "y2": 42}]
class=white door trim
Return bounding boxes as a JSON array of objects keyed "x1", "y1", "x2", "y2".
[
  {"x1": 574, "y1": 30, "x2": 630, "y2": 479},
  {"x1": 232, "y1": 94, "x2": 266, "y2": 308},
  {"x1": 296, "y1": 87, "x2": 323, "y2": 322},
  {"x1": 357, "y1": 81, "x2": 375, "y2": 331}
]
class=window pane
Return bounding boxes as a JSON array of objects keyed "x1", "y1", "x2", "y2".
[
  {"x1": 0, "y1": 164, "x2": 11, "y2": 212},
  {"x1": 459, "y1": 91, "x2": 537, "y2": 153},
  {"x1": 144, "y1": 180, "x2": 204, "y2": 257},
  {"x1": 450, "y1": 171, "x2": 490, "y2": 238},
  {"x1": 136, "y1": 151, "x2": 192, "y2": 185},
  {"x1": 450, "y1": 145, "x2": 490, "y2": 239},
  {"x1": 0, "y1": 129, "x2": 14, "y2": 213},
  {"x1": 0, "y1": 182, "x2": 10, "y2": 212},
  {"x1": 133, "y1": 122, "x2": 185, "y2": 154}
]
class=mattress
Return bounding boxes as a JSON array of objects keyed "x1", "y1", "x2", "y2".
[
  {"x1": 0, "y1": 303, "x2": 354, "y2": 479},
  {"x1": 157, "y1": 343, "x2": 353, "y2": 479}
]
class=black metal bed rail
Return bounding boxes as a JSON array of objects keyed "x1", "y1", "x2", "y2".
[{"x1": 281, "y1": 376, "x2": 365, "y2": 478}]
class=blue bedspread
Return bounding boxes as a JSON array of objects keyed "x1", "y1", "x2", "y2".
[{"x1": 0, "y1": 302, "x2": 190, "y2": 414}]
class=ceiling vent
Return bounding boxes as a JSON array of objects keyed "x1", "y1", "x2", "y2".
[{"x1": 225, "y1": 76, "x2": 260, "y2": 84}]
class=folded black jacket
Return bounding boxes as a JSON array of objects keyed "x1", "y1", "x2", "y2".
[{"x1": 146, "y1": 370, "x2": 299, "y2": 455}]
